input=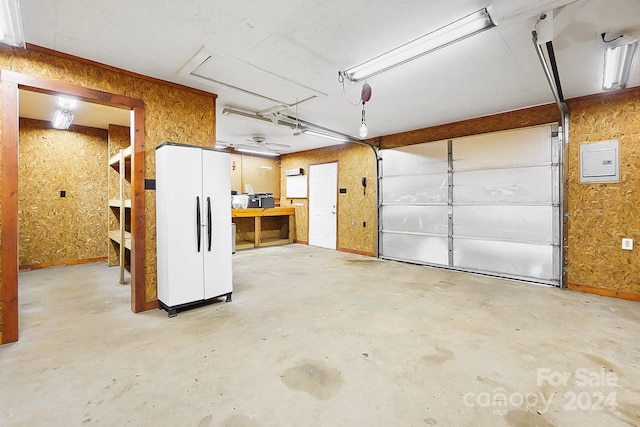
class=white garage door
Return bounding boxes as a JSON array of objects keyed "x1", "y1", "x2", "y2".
[{"x1": 379, "y1": 124, "x2": 561, "y2": 285}]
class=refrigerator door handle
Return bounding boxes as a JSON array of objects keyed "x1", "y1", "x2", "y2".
[
  {"x1": 196, "y1": 196, "x2": 202, "y2": 252},
  {"x1": 207, "y1": 196, "x2": 212, "y2": 251}
]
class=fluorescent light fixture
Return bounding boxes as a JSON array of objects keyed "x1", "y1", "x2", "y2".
[
  {"x1": 342, "y1": 8, "x2": 495, "y2": 81},
  {"x1": 52, "y1": 109, "x2": 74, "y2": 130},
  {"x1": 302, "y1": 129, "x2": 349, "y2": 142},
  {"x1": 236, "y1": 147, "x2": 280, "y2": 157},
  {"x1": 603, "y1": 37, "x2": 638, "y2": 91},
  {"x1": 0, "y1": 0, "x2": 25, "y2": 48}
]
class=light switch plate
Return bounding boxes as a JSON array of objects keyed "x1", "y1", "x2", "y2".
[{"x1": 622, "y1": 238, "x2": 634, "y2": 250}]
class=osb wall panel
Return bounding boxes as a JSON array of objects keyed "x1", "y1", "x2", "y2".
[
  {"x1": 229, "y1": 153, "x2": 281, "y2": 199},
  {"x1": 107, "y1": 124, "x2": 130, "y2": 266},
  {"x1": 566, "y1": 88, "x2": 640, "y2": 293},
  {"x1": 18, "y1": 118, "x2": 108, "y2": 266},
  {"x1": 379, "y1": 103, "x2": 559, "y2": 149},
  {"x1": 280, "y1": 144, "x2": 377, "y2": 255},
  {"x1": 242, "y1": 155, "x2": 280, "y2": 199},
  {"x1": 0, "y1": 46, "x2": 216, "y2": 306}
]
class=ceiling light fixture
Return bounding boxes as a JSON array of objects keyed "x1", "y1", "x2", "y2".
[
  {"x1": 0, "y1": 0, "x2": 25, "y2": 48},
  {"x1": 52, "y1": 96, "x2": 78, "y2": 130},
  {"x1": 341, "y1": 8, "x2": 495, "y2": 82},
  {"x1": 359, "y1": 83, "x2": 372, "y2": 138},
  {"x1": 57, "y1": 96, "x2": 78, "y2": 111},
  {"x1": 235, "y1": 147, "x2": 280, "y2": 157},
  {"x1": 302, "y1": 129, "x2": 350, "y2": 143},
  {"x1": 52, "y1": 109, "x2": 74, "y2": 130},
  {"x1": 601, "y1": 33, "x2": 638, "y2": 91}
]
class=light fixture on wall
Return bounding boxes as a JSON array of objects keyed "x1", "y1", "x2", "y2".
[
  {"x1": 340, "y1": 8, "x2": 495, "y2": 82},
  {"x1": 52, "y1": 96, "x2": 78, "y2": 130},
  {"x1": 601, "y1": 33, "x2": 638, "y2": 91},
  {"x1": 0, "y1": 0, "x2": 25, "y2": 48}
]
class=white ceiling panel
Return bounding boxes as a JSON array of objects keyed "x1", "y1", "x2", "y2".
[{"x1": 16, "y1": 0, "x2": 640, "y2": 154}]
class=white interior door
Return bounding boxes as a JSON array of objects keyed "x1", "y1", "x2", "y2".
[{"x1": 309, "y1": 162, "x2": 337, "y2": 249}]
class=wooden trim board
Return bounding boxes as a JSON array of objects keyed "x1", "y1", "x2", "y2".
[
  {"x1": 337, "y1": 247, "x2": 375, "y2": 257},
  {"x1": 567, "y1": 283, "x2": 640, "y2": 303},
  {"x1": 1, "y1": 79, "x2": 19, "y2": 343},
  {"x1": 19, "y1": 257, "x2": 108, "y2": 271}
]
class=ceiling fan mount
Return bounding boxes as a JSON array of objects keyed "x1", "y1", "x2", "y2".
[{"x1": 229, "y1": 135, "x2": 291, "y2": 153}]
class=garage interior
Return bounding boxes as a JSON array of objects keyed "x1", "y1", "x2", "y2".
[{"x1": 1, "y1": 0, "x2": 639, "y2": 426}]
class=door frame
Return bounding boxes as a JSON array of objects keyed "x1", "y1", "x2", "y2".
[
  {"x1": 308, "y1": 161, "x2": 338, "y2": 250},
  {"x1": 1, "y1": 70, "x2": 146, "y2": 343}
]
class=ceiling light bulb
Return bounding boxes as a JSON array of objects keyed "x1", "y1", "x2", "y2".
[
  {"x1": 359, "y1": 107, "x2": 368, "y2": 138},
  {"x1": 359, "y1": 122, "x2": 368, "y2": 138}
]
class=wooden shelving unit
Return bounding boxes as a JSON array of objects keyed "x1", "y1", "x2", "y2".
[{"x1": 108, "y1": 146, "x2": 132, "y2": 284}]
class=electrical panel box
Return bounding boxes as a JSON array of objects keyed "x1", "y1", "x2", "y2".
[{"x1": 580, "y1": 140, "x2": 619, "y2": 183}]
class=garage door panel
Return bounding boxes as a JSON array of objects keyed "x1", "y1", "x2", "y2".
[
  {"x1": 454, "y1": 167, "x2": 552, "y2": 204},
  {"x1": 453, "y1": 125, "x2": 552, "y2": 168},
  {"x1": 453, "y1": 239, "x2": 555, "y2": 281},
  {"x1": 381, "y1": 140, "x2": 448, "y2": 176},
  {"x1": 381, "y1": 174, "x2": 448, "y2": 204},
  {"x1": 382, "y1": 232, "x2": 449, "y2": 265},
  {"x1": 382, "y1": 205, "x2": 448, "y2": 234},
  {"x1": 379, "y1": 124, "x2": 560, "y2": 286},
  {"x1": 453, "y1": 205, "x2": 555, "y2": 243}
]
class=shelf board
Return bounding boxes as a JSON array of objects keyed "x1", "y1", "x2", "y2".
[
  {"x1": 259, "y1": 238, "x2": 290, "y2": 247},
  {"x1": 109, "y1": 146, "x2": 132, "y2": 170},
  {"x1": 108, "y1": 198, "x2": 132, "y2": 208},
  {"x1": 108, "y1": 230, "x2": 132, "y2": 250}
]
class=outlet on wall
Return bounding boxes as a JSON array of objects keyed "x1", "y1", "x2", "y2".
[{"x1": 622, "y1": 238, "x2": 634, "y2": 250}]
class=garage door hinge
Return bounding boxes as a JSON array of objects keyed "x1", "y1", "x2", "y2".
[{"x1": 552, "y1": 131, "x2": 559, "y2": 137}]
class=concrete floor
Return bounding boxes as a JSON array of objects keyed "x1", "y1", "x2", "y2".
[{"x1": 1, "y1": 244, "x2": 639, "y2": 426}]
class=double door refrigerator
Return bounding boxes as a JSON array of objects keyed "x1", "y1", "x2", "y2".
[{"x1": 155, "y1": 142, "x2": 232, "y2": 317}]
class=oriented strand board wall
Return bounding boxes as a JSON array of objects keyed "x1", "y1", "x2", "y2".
[
  {"x1": 107, "y1": 124, "x2": 131, "y2": 266},
  {"x1": 0, "y1": 45, "x2": 216, "y2": 313},
  {"x1": 18, "y1": 118, "x2": 108, "y2": 267},
  {"x1": 242, "y1": 155, "x2": 280, "y2": 199},
  {"x1": 566, "y1": 89, "x2": 640, "y2": 294},
  {"x1": 280, "y1": 143, "x2": 377, "y2": 255},
  {"x1": 229, "y1": 153, "x2": 280, "y2": 200}
]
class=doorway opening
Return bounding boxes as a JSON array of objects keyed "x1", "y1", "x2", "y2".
[{"x1": 1, "y1": 70, "x2": 147, "y2": 344}]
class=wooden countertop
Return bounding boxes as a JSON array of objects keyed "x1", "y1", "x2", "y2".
[{"x1": 231, "y1": 207, "x2": 295, "y2": 218}]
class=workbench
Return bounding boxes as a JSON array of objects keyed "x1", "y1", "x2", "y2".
[{"x1": 231, "y1": 207, "x2": 295, "y2": 250}]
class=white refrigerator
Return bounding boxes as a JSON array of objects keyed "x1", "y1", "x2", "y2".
[{"x1": 155, "y1": 142, "x2": 232, "y2": 317}]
